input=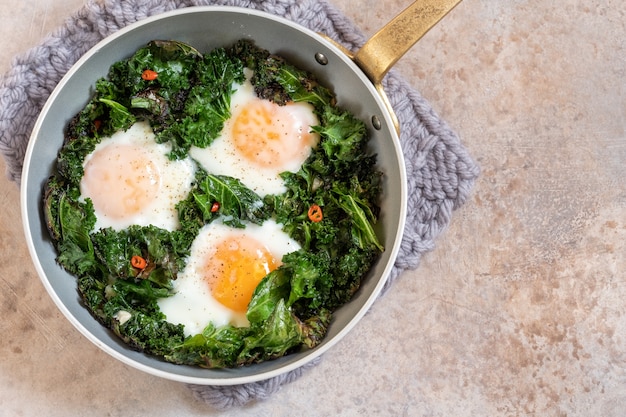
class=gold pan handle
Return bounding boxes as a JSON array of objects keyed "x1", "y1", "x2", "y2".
[
  {"x1": 320, "y1": 1, "x2": 463, "y2": 134},
  {"x1": 354, "y1": 0, "x2": 463, "y2": 85}
]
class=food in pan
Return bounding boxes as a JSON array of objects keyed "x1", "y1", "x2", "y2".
[{"x1": 44, "y1": 39, "x2": 384, "y2": 368}]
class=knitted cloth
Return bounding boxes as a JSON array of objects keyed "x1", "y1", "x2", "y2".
[{"x1": 0, "y1": 0, "x2": 479, "y2": 409}]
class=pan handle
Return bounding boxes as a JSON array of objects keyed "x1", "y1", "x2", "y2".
[{"x1": 354, "y1": 0, "x2": 463, "y2": 85}]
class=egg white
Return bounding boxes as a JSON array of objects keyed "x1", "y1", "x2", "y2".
[
  {"x1": 80, "y1": 121, "x2": 196, "y2": 232},
  {"x1": 157, "y1": 218, "x2": 301, "y2": 336},
  {"x1": 190, "y1": 69, "x2": 319, "y2": 197}
]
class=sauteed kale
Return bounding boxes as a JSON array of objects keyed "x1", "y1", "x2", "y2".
[{"x1": 44, "y1": 39, "x2": 383, "y2": 368}]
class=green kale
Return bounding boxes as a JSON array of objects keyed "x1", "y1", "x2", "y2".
[
  {"x1": 239, "y1": 299, "x2": 302, "y2": 359},
  {"x1": 313, "y1": 106, "x2": 369, "y2": 171},
  {"x1": 111, "y1": 307, "x2": 186, "y2": 356},
  {"x1": 167, "y1": 324, "x2": 249, "y2": 368},
  {"x1": 57, "y1": 123, "x2": 98, "y2": 185},
  {"x1": 169, "y1": 296, "x2": 328, "y2": 368},
  {"x1": 331, "y1": 184, "x2": 384, "y2": 252},
  {"x1": 109, "y1": 40, "x2": 200, "y2": 98},
  {"x1": 284, "y1": 249, "x2": 332, "y2": 310},
  {"x1": 130, "y1": 88, "x2": 168, "y2": 116},
  {"x1": 188, "y1": 169, "x2": 269, "y2": 228},
  {"x1": 272, "y1": 62, "x2": 334, "y2": 107},
  {"x1": 157, "y1": 47, "x2": 245, "y2": 159},
  {"x1": 247, "y1": 267, "x2": 292, "y2": 324},
  {"x1": 91, "y1": 225, "x2": 186, "y2": 287},
  {"x1": 230, "y1": 39, "x2": 334, "y2": 108},
  {"x1": 43, "y1": 177, "x2": 96, "y2": 275},
  {"x1": 98, "y1": 98, "x2": 136, "y2": 132},
  {"x1": 45, "y1": 39, "x2": 384, "y2": 369},
  {"x1": 105, "y1": 279, "x2": 172, "y2": 314}
]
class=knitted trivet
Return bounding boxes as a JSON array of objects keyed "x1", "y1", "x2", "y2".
[{"x1": 0, "y1": 0, "x2": 479, "y2": 409}]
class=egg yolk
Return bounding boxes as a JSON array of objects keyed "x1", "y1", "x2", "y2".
[
  {"x1": 204, "y1": 235, "x2": 279, "y2": 313},
  {"x1": 230, "y1": 99, "x2": 318, "y2": 168},
  {"x1": 81, "y1": 144, "x2": 160, "y2": 219}
]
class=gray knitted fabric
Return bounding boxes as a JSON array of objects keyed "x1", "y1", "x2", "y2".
[{"x1": 0, "y1": 0, "x2": 479, "y2": 409}]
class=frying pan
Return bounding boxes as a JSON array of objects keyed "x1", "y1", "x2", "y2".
[{"x1": 21, "y1": 0, "x2": 461, "y2": 385}]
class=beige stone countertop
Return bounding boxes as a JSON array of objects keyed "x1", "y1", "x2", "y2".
[{"x1": 1, "y1": 1, "x2": 625, "y2": 416}]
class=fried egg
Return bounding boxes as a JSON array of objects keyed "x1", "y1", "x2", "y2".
[
  {"x1": 157, "y1": 219, "x2": 300, "y2": 336},
  {"x1": 190, "y1": 69, "x2": 320, "y2": 197},
  {"x1": 80, "y1": 121, "x2": 196, "y2": 231}
]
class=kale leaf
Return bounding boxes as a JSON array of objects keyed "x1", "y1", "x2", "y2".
[
  {"x1": 187, "y1": 169, "x2": 269, "y2": 228},
  {"x1": 44, "y1": 177, "x2": 96, "y2": 275},
  {"x1": 158, "y1": 47, "x2": 245, "y2": 159},
  {"x1": 230, "y1": 39, "x2": 334, "y2": 107}
]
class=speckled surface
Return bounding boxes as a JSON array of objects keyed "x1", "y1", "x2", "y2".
[{"x1": 1, "y1": 1, "x2": 626, "y2": 416}]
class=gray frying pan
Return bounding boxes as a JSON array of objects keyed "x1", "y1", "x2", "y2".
[{"x1": 21, "y1": 0, "x2": 461, "y2": 385}]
